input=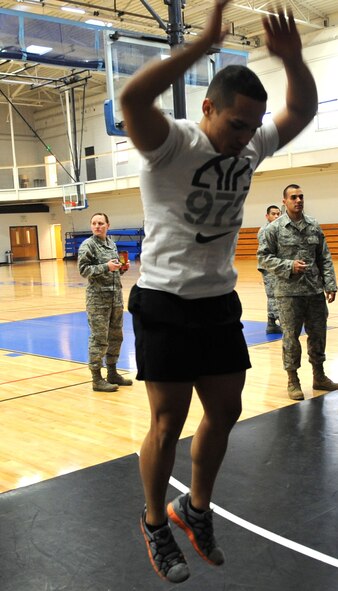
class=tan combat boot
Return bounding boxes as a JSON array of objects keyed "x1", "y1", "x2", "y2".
[
  {"x1": 91, "y1": 369, "x2": 119, "y2": 392},
  {"x1": 287, "y1": 370, "x2": 304, "y2": 400},
  {"x1": 313, "y1": 365, "x2": 338, "y2": 391},
  {"x1": 107, "y1": 364, "x2": 133, "y2": 386}
]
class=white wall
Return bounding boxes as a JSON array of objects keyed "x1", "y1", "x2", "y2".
[
  {"x1": 48, "y1": 189, "x2": 144, "y2": 234},
  {"x1": 244, "y1": 169, "x2": 338, "y2": 228},
  {"x1": 248, "y1": 32, "x2": 338, "y2": 164},
  {"x1": 33, "y1": 93, "x2": 118, "y2": 175},
  {"x1": 244, "y1": 28, "x2": 338, "y2": 227},
  {"x1": 0, "y1": 103, "x2": 42, "y2": 189},
  {"x1": 0, "y1": 189, "x2": 144, "y2": 264}
]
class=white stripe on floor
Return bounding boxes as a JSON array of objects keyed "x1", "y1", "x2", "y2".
[{"x1": 169, "y1": 476, "x2": 338, "y2": 569}]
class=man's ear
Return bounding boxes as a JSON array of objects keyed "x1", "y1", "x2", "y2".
[{"x1": 202, "y1": 98, "x2": 215, "y2": 117}]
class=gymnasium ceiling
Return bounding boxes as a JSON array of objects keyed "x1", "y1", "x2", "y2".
[
  {"x1": 0, "y1": 0, "x2": 338, "y2": 107},
  {"x1": 1, "y1": 0, "x2": 337, "y2": 39}
]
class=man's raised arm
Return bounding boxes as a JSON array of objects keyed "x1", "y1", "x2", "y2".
[
  {"x1": 120, "y1": 0, "x2": 230, "y2": 152},
  {"x1": 263, "y1": 10, "x2": 318, "y2": 149}
]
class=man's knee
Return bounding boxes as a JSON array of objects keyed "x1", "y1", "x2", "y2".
[
  {"x1": 224, "y1": 402, "x2": 242, "y2": 428},
  {"x1": 149, "y1": 423, "x2": 182, "y2": 450},
  {"x1": 206, "y1": 400, "x2": 242, "y2": 431}
]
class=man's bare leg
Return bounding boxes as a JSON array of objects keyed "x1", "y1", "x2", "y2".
[
  {"x1": 166, "y1": 372, "x2": 245, "y2": 565},
  {"x1": 139, "y1": 381, "x2": 193, "y2": 525},
  {"x1": 191, "y1": 371, "x2": 245, "y2": 510}
]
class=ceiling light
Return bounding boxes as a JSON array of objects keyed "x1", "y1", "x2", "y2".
[
  {"x1": 26, "y1": 44, "x2": 53, "y2": 55},
  {"x1": 61, "y1": 6, "x2": 86, "y2": 14},
  {"x1": 12, "y1": 4, "x2": 30, "y2": 9},
  {"x1": 85, "y1": 19, "x2": 105, "y2": 26}
]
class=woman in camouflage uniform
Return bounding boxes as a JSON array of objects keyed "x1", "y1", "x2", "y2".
[{"x1": 78, "y1": 212, "x2": 132, "y2": 391}]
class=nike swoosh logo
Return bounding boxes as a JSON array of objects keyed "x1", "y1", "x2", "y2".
[{"x1": 195, "y1": 231, "x2": 231, "y2": 244}]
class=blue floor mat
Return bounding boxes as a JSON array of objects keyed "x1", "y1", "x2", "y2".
[
  {"x1": 0, "y1": 313, "x2": 282, "y2": 371},
  {"x1": 0, "y1": 312, "x2": 136, "y2": 371}
]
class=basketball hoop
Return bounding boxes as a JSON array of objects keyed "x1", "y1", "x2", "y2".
[{"x1": 62, "y1": 182, "x2": 87, "y2": 212}]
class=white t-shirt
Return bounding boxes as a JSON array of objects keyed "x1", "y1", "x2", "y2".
[{"x1": 137, "y1": 117, "x2": 279, "y2": 299}]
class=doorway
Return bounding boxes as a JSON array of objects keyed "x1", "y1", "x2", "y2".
[
  {"x1": 10, "y1": 226, "x2": 39, "y2": 261},
  {"x1": 50, "y1": 224, "x2": 63, "y2": 259}
]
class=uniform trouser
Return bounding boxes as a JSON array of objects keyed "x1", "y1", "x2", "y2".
[
  {"x1": 276, "y1": 293, "x2": 328, "y2": 371},
  {"x1": 86, "y1": 289, "x2": 123, "y2": 371},
  {"x1": 261, "y1": 270, "x2": 279, "y2": 320}
]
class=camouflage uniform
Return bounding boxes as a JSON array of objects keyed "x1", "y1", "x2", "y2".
[
  {"x1": 78, "y1": 235, "x2": 124, "y2": 371},
  {"x1": 257, "y1": 223, "x2": 279, "y2": 320},
  {"x1": 257, "y1": 213, "x2": 337, "y2": 370}
]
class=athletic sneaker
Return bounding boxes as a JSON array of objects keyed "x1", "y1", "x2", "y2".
[
  {"x1": 140, "y1": 507, "x2": 190, "y2": 583},
  {"x1": 167, "y1": 493, "x2": 225, "y2": 566}
]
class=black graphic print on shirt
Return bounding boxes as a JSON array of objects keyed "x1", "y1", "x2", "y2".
[{"x1": 183, "y1": 155, "x2": 253, "y2": 241}]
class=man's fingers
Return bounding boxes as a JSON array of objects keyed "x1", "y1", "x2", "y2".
[{"x1": 263, "y1": 7, "x2": 295, "y2": 35}]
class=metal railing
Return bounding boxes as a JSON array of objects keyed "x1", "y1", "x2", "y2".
[{"x1": 0, "y1": 144, "x2": 142, "y2": 195}]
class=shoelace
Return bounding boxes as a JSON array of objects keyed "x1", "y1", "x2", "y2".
[
  {"x1": 151, "y1": 527, "x2": 184, "y2": 569},
  {"x1": 184, "y1": 507, "x2": 217, "y2": 553}
]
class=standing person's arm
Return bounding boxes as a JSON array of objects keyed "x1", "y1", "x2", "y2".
[
  {"x1": 257, "y1": 224, "x2": 295, "y2": 277},
  {"x1": 120, "y1": 0, "x2": 230, "y2": 152},
  {"x1": 257, "y1": 226, "x2": 267, "y2": 272},
  {"x1": 263, "y1": 11, "x2": 318, "y2": 149},
  {"x1": 78, "y1": 243, "x2": 120, "y2": 278},
  {"x1": 316, "y1": 230, "x2": 337, "y2": 303}
]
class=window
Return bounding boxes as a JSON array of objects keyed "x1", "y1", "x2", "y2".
[
  {"x1": 116, "y1": 140, "x2": 129, "y2": 164},
  {"x1": 316, "y1": 99, "x2": 338, "y2": 131}
]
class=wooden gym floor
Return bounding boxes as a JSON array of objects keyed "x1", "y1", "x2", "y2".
[
  {"x1": 1, "y1": 257, "x2": 338, "y2": 493},
  {"x1": 1, "y1": 259, "x2": 338, "y2": 590}
]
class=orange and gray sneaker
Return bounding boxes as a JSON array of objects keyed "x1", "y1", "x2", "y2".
[
  {"x1": 167, "y1": 493, "x2": 225, "y2": 566},
  {"x1": 140, "y1": 507, "x2": 190, "y2": 583}
]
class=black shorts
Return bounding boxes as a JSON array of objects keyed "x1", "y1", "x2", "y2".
[{"x1": 128, "y1": 285, "x2": 251, "y2": 382}]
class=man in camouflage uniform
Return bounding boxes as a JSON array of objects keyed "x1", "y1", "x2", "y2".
[
  {"x1": 78, "y1": 212, "x2": 133, "y2": 392},
  {"x1": 257, "y1": 205, "x2": 282, "y2": 334},
  {"x1": 257, "y1": 184, "x2": 338, "y2": 400}
]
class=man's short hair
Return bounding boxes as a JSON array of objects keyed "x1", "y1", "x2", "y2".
[
  {"x1": 283, "y1": 184, "x2": 300, "y2": 198},
  {"x1": 206, "y1": 65, "x2": 268, "y2": 111},
  {"x1": 266, "y1": 205, "x2": 280, "y2": 214}
]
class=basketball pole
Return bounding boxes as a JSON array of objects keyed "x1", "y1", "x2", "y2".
[{"x1": 165, "y1": 0, "x2": 186, "y2": 119}]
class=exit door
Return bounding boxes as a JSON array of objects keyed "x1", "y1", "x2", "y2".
[{"x1": 10, "y1": 226, "x2": 39, "y2": 261}]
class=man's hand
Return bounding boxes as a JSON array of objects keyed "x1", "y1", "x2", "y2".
[
  {"x1": 268, "y1": 7, "x2": 317, "y2": 149},
  {"x1": 292, "y1": 260, "x2": 307, "y2": 274},
  {"x1": 326, "y1": 291, "x2": 336, "y2": 303},
  {"x1": 263, "y1": 10, "x2": 302, "y2": 64},
  {"x1": 200, "y1": 0, "x2": 231, "y2": 49}
]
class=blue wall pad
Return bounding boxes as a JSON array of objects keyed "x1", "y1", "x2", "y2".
[{"x1": 0, "y1": 314, "x2": 285, "y2": 370}]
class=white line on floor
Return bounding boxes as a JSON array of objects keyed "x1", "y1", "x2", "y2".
[{"x1": 169, "y1": 476, "x2": 338, "y2": 569}]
